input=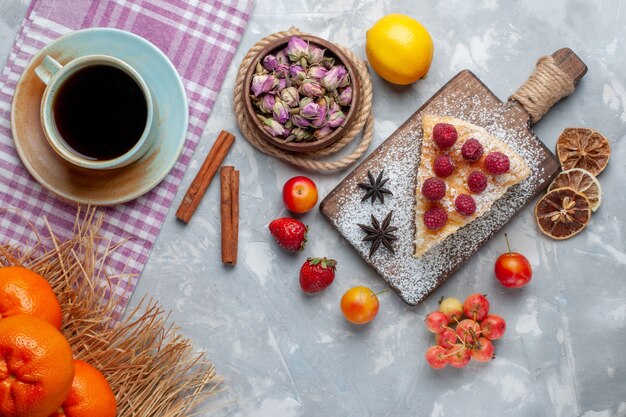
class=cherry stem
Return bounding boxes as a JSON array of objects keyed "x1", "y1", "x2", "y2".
[
  {"x1": 505, "y1": 233, "x2": 512, "y2": 254},
  {"x1": 374, "y1": 289, "x2": 390, "y2": 297}
]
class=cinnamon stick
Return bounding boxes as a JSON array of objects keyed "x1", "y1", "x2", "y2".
[
  {"x1": 176, "y1": 130, "x2": 235, "y2": 223},
  {"x1": 220, "y1": 166, "x2": 239, "y2": 265}
]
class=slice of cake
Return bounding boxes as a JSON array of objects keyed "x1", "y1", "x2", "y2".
[{"x1": 414, "y1": 114, "x2": 531, "y2": 258}]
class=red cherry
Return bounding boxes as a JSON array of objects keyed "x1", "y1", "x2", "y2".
[
  {"x1": 471, "y1": 337, "x2": 495, "y2": 362},
  {"x1": 480, "y1": 315, "x2": 506, "y2": 340},
  {"x1": 462, "y1": 293, "x2": 490, "y2": 321},
  {"x1": 425, "y1": 346, "x2": 448, "y2": 369},
  {"x1": 495, "y1": 234, "x2": 532, "y2": 288},
  {"x1": 435, "y1": 328, "x2": 457, "y2": 349},
  {"x1": 425, "y1": 311, "x2": 449, "y2": 334},
  {"x1": 445, "y1": 344, "x2": 472, "y2": 368}
]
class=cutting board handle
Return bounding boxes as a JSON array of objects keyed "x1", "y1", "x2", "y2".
[{"x1": 509, "y1": 48, "x2": 587, "y2": 125}]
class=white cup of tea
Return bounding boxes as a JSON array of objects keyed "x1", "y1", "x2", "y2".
[{"x1": 35, "y1": 54, "x2": 155, "y2": 170}]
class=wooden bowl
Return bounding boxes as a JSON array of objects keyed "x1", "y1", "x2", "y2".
[{"x1": 242, "y1": 34, "x2": 361, "y2": 153}]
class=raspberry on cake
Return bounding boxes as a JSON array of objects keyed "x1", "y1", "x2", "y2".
[
  {"x1": 414, "y1": 114, "x2": 531, "y2": 258},
  {"x1": 433, "y1": 154, "x2": 455, "y2": 177},
  {"x1": 421, "y1": 177, "x2": 446, "y2": 201},
  {"x1": 432, "y1": 123, "x2": 458, "y2": 149},
  {"x1": 467, "y1": 171, "x2": 488, "y2": 194},
  {"x1": 484, "y1": 151, "x2": 510, "y2": 174},
  {"x1": 461, "y1": 138, "x2": 484, "y2": 162}
]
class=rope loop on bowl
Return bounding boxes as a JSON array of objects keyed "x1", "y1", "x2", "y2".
[{"x1": 234, "y1": 28, "x2": 374, "y2": 172}]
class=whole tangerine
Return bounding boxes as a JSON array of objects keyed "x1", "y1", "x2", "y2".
[
  {"x1": 0, "y1": 314, "x2": 74, "y2": 417},
  {"x1": 0, "y1": 265, "x2": 62, "y2": 329},
  {"x1": 49, "y1": 360, "x2": 117, "y2": 417}
]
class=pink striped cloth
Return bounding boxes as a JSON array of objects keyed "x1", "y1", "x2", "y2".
[{"x1": 0, "y1": 0, "x2": 253, "y2": 310}]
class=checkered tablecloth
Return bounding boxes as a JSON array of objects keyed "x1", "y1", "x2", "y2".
[{"x1": 0, "y1": 0, "x2": 253, "y2": 310}]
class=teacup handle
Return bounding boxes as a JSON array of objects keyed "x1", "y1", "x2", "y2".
[{"x1": 35, "y1": 56, "x2": 63, "y2": 85}]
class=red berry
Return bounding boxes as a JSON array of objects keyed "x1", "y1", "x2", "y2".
[
  {"x1": 454, "y1": 194, "x2": 477, "y2": 216},
  {"x1": 433, "y1": 154, "x2": 455, "y2": 177},
  {"x1": 432, "y1": 123, "x2": 458, "y2": 149},
  {"x1": 425, "y1": 311, "x2": 449, "y2": 334},
  {"x1": 455, "y1": 319, "x2": 481, "y2": 344},
  {"x1": 269, "y1": 218, "x2": 308, "y2": 252},
  {"x1": 471, "y1": 337, "x2": 495, "y2": 362},
  {"x1": 436, "y1": 328, "x2": 457, "y2": 349},
  {"x1": 461, "y1": 138, "x2": 484, "y2": 162},
  {"x1": 425, "y1": 346, "x2": 448, "y2": 369},
  {"x1": 445, "y1": 344, "x2": 472, "y2": 368},
  {"x1": 421, "y1": 177, "x2": 446, "y2": 201},
  {"x1": 423, "y1": 207, "x2": 448, "y2": 231},
  {"x1": 467, "y1": 171, "x2": 488, "y2": 194},
  {"x1": 299, "y1": 258, "x2": 336, "y2": 293},
  {"x1": 480, "y1": 315, "x2": 506, "y2": 340},
  {"x1": 484, "y1": 151, "x2": 510, "y2": 174},
  {"x1": 463, "y1": 293, "x2": 490, "y2": 321}
]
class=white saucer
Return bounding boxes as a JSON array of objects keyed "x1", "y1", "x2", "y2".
[{"x1": 11, "y1": 28, "x2": 188, "y2": 205}]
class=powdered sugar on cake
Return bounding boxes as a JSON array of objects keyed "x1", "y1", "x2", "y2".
[{"x1": 331, "y1": 94, "x2": 545, "y2": 305}]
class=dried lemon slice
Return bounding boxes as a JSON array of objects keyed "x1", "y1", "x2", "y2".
[
  {"x1": 535, "y1": 187, "x2": 591, "y2": 240},
  {"x1": 556, "y1": 128, "x2": 610, "y2": 176},
  {"x1": 548, "y1": 168, "x2": 602, "y2": 212}
]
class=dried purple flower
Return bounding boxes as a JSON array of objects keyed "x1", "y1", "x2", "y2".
[
  {"x1": 262, "y1": 54, "x2": 278, "y2": 71},
  {"x1": 273, "y1": 100, "x2": 290, "y2": 124},
  {"x1": 291, "y1": 114, "x2": 310, "y2": 128},
  {"x1": 321, "y1": 65, "x2": 347, "y2": 91},
  {"x1": 251, "y1": 74, "x2": 278, "y2": 96},
  {"x1": 307, "y1": 65, "x2": 328, "y2": 80},
  {"x1": 289, "y1": 65, "x2": 306, "y2": 83},
  {"x1": 338, "y1": 72, "x2": 350, "y2": 88},
  {"x1": 321, "y1": 56, "x2": 335, "y2": 69},
  {"x1": 307, "y1": 45, "x2": 325, "y2": 65},
  {"x1": 328, "y1": 108, "x2": 346, "y2": 128},
  {"x1": 310, "y1": 101, "x2": 328, "y2": 128},
  {"x1": 275, "y1": 78, "x2": 289, "y2": 92},
  {"x1": 300, "y1": 99, "x2": 322, "y2": 120},
  {"x1": 314, "y1": 125, "x2": 333, "y2": 139},
  {"x1": 287, "y1": 127, "x2": 312, "y2": 142},
  {"x1": 286, "y1": 36, "x2": 309, "y2": 62},
  {"x1": 258, "y1": 115, "x2": 286, "y2": 137},
  {"x1": 337, "y1": 86, "x2": 352, "y2": 106},
  {"x1": 274, "y1": 63, "x2": 290, "y2": 79},
  {"x1": 299, "y1": 79, "x2": 324, "y2": 98},
  {"x1": 258, "y1": 94, "x2": 275, "y2": 113},
  {"x1": 280, "y1": 87, "x2": 300, "y2": 107},
  {"x1": 276, "y1": 49, "x2": 289, "y2": 64}
]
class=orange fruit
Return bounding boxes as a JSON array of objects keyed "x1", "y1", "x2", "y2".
[
  {"x1": 534, "y1": 187, "x2": 591, "y2": 240},
  {"x1": 0, "y1": 265, "x2": 62, "y2": 329},
  {"x1": 0, "y1": 314, "x2": 74, "y2": 417},
  {"x1": 48, "y1": 360, "x2": 117, "y2": 417},
  {"x1": 556, "y1": 127, "x2": 610, "y2": 176},
  {"x1": 366, "y1": 14, "x2": 434, "y2": 85},
  {"x1": 548, "y1": 168, "x2": 602, "y2": 212}
]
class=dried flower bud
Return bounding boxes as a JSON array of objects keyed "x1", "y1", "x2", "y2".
[
  {"x1": 321, "y1": 65, "x2": 347, "y2": 91},
  {"x1": 275, "y1": 78, "x2": 290, "y2": 92},
  {"x1": 257, "y1": 94, "x2": 275, "y2": 113},
  {"x1": 274, "y1": 63, "x2": 290, "y2": 79},
  {"x1": 307, "y1": 45, "x2": 325, "y2": 65},
  {"x1": 289, "y1": 65, "x2": 306, "y2": 83},
  {"x1": 286, "y1": 36, "x2": 309, "y2": 62},
  {"x1": 262, "y1": 54, "x2": 278, "y2": 71},
  {"x1": 328, "y1": 108, "x2": 346, "y2": 128},
  {"x1": 338, "y1": 72, "x2": 350, "y2": 88},
  {"x1": 258, "y1": 114, "x2": 286, "y2": 137},
  {"x1": 289, "y1": 127, "x2": 312, "y2": 142},
  {"x1": 273, "y1": 100, "x2": 290, "y2": 124},
  {"x1": 337, "y1": 86, "x2": 352, "y2": 106},
  {"x1": 314, "y1": 125, "x2": 333, "y2": 140},
  {"x1": 321, "y1": 56, "x2": 335, "y2": 69},
  {"x1": 251, "y1": 74, "x2": 278, "y2": 97},
  {"x1": 310, "y1": 102, "x2": 328, "y2": 128},
  {"x1": 280, "y1": 87, "x2": 300, "y2": 107},
  {"x1": 300, "y1": 99, "x2": 322, "y2": 120},
  {"x1": 307, "y1": 65, "x2": 328, "y2": 80},
  {"x1": 299, "y1": 79, "x2": 324, "y2": 98},
  {"x1": 291, "y1": 114, "x2": 310, "y2": 128},
  {"x1": 276, "y1": 49, "x2": 289, "y2": 64}
]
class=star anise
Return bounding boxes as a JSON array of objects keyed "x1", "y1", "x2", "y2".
[
  {"x1": 358, "y1": 170, "x2": 393, "y2": 204},
  {"x1": 357, "y1": 211, "x2": 398, "y2": 257}
]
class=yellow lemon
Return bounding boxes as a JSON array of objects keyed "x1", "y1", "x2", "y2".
[{"x1": 365, "y1": 14, "x2": 434, "y2": 85}]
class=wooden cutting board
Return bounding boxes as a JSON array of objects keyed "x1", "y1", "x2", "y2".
[{"x1": 320, "y1": 48, "x2": 587, "y2": 306}]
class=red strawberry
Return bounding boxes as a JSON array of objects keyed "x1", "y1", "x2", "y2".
[
  {"x1": 269, "y1": 218, "x2": 308, "y2": 252},
  {"x1": 299, "y1": 257, "x2": 337, "y2": 293}
]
